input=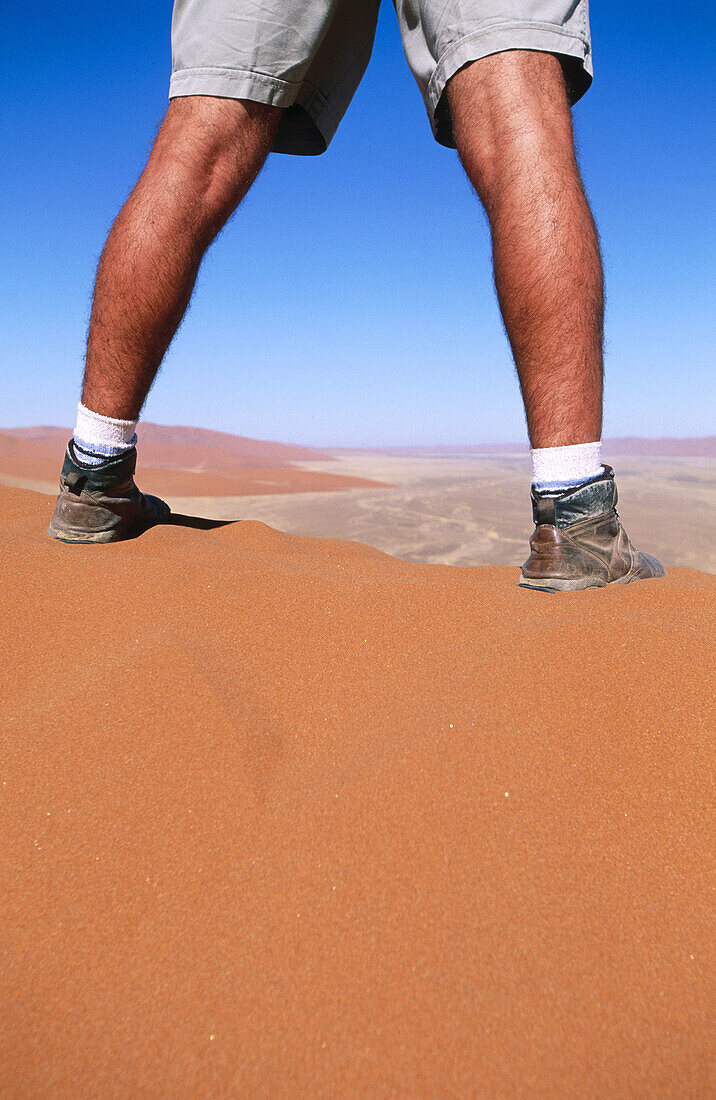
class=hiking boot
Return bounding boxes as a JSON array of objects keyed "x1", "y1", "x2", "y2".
[
  {"x1": 519, "y1": 465, "x2": 665, "y2": 592},
  {"x1": 48, "y1": 440, "x2": 170, "y2": 544}
]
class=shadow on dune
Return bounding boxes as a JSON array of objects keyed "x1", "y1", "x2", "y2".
[{"x1": 166, "y1": 513, "x2": 238, "y2": 531}]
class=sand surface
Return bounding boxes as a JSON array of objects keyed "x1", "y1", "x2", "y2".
[{"x1": 1, "y1": 484, "x2": 713, "y2": 1098}]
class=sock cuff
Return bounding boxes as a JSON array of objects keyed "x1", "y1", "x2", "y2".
[
  {"x1": 75, "y1": 403, "x2": 138, "y2": 449},
  {"x1": 531, "y1": 440, "x2": 603, "y2": 493}
]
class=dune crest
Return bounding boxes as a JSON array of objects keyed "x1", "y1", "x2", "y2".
[{"x1": 1, "y1": 484, "x2": 713, "y2": 1097}]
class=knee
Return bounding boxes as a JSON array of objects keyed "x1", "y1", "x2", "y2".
[
  {"x1": 446, "y1": 51, "x2": 577, "y2": 206},
  {"x1": 150, "y1": 96, "x2": 281, "y2": 225}
]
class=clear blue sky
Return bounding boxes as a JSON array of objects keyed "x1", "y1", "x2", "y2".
[{"x1": 2, "y1": 1, "x2": 714, "y2": 445}]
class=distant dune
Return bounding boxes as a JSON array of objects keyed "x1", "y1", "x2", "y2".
[
  {"x1": 1, "y1": 482, "x2": 712, "y2": 1097},
  {"x1": 0, "y1": 424, "x2": 390, "y2": 496},
  {"x1": 3, "y1": 423, "x2": 333, "y2": 462},
  {"x1": 370, "y1": 436, "x2": 716, "y2": 457},
  {"x1": 3, "y1": 426, "x2": 712, "y2": 500}
]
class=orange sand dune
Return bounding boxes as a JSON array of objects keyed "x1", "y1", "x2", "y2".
[
  {"x1": 0, "y1": 425, "x2": 389, "y2": 495},
  {"x1": 1, "y1": 484, "x2": 713, "y2": 1098}
]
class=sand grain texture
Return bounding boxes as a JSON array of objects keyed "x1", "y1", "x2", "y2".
[{"x1": 1, "y1": 485, "x2": 713, "y2": 1098}]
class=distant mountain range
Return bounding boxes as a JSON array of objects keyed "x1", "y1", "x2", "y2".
[{"x1": 368, "y1": 437, "x2": 716, "y2": 458}]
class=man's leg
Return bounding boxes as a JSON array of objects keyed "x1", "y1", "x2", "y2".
[
  {"x1": 83, "y1": 96, "x2": 281, "y2": 420},
  {"x1": 448, "y1": 50, "x2": 602, "y2": 451},
  {"x1": 49, "y1": 96, "x2": 280, "y2": 543},
  {"x1": 447, "y1": 51, "x2": 663, "y2": 589}
]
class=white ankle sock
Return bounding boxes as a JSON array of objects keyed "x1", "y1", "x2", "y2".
[
  {"x1": 531, "y1": 441, "x2": 603, "y2": 494},
  {"x1": 72, "y1": 403, "x2": 138, "y2": 467}
]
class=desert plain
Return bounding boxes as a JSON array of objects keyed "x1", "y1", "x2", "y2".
[
  {"x1": 1, "y1": 425, "x2": 714, "y2": 1097},
  {"x1": 2, "y1": 425, "x2": 715, "y2": 572}
]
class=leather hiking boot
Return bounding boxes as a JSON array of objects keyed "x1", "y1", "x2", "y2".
[
  {"x1": 48, "y1": 441, "x2": 170, "y2": 544},
  {"x1": 519, "y1": 465, "x2": 665, "y2": 592}
]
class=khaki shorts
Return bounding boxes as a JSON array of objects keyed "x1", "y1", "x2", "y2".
[{"x1": 169, "y1": 0, "x2": 593, "y2": 155}]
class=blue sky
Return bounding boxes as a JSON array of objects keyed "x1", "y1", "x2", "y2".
[{"x1": 2, "y1": 1, "x2": 714, "y2": 445}]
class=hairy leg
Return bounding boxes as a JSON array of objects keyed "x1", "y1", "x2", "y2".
[
  {"x1": 447, "y1": 51, "x2": 604, "y2": 448},
  {"x1": 82, "y1": 96, "x2": 281, "y2": 419}
]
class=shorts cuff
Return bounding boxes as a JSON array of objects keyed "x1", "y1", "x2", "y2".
[
  {"x1": 170, "y1": 67, "x2": 345, "y2": 155},
  {"x1": 169, "y1": 67, "x2": 301, "y2": 107},
  {"x1": 168, "y1": 67, "x2": 341, "y2": 155},
  {"x1": 427, "y1": 21, "x2": 593, "y2": 147}
]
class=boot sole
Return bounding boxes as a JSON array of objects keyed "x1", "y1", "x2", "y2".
[
  {"x1": 48, "y1": 497, "x2": 171, "y2": 544},
  {"x1": 48, "y1": 517, "x2": 160, "y2": 544},
  {"x1": 48, "y1": 526, "x2": 132, "y2": 544},
  {"x1": 518, "y1": 566, "x2": 665, "y2": 593}
]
